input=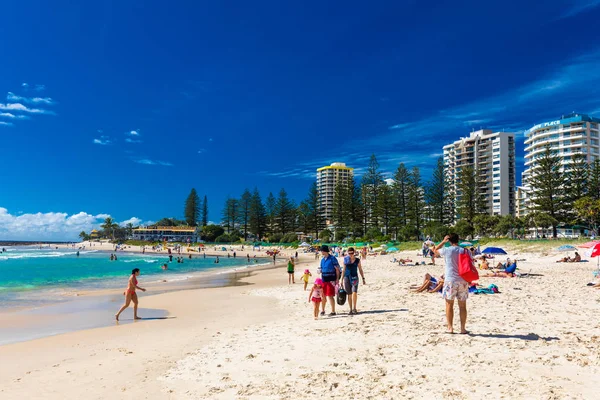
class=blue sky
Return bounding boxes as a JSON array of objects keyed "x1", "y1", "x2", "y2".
[{"x1": 1, "y1": 0, "x2": 600, "y2": 240}]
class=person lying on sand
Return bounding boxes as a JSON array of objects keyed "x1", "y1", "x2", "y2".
[
  {"x1": 484, "y1": 261, "x2": 517, "y2": 277},
  {"x1": 557, "y1": 256, "x2": 571, "y2": 263},
  {"x1": 411, "y1": 273, "x2": 444, "y2": 293}
]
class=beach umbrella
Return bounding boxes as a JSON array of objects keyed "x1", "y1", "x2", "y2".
[
  {"x1": 481, "y1": 247, "x2": 507, "y2": 255},
  {"x1": 461, "y1": 241, "x2": 473, "y2": 246},
  {"x1": 299, "y1": 242, "x2": 310, "y2": 247},
  {"x1": 579, "y1": 241, "x2": 600, "y2": 248},
  {"x1": 386, "y1": 247, "x2": 399, "y2": 252},
  {"x1": 557, "y1": 245, "x2": 577, "y2": 251}
]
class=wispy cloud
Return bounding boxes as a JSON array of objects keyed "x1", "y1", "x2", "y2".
[
  {"x1": 197, "y1": 148, "x2": 206, "y2": 154},
  {"x1": 557, "y1": 0, "x2": 600, "y2": 19},
  {"x1": 93, "y1": 136, "x2": 112, "y2": 145},
  {"x1": 124, "y1": 129, "x2": 142, "y2": 143},
  {"x1": 135, "y1": 159, "x2": 173, "y2": 166},
  {"x1": 0, "y1": 112, "x2": 29, "y2": 120},
  {"x1": 21, "y1": 83, "x2": 46, "y2": 92},
  {"x1": 267, "y1": 48, "x2": 600, "y2": 182},
  {"x1": 0, "y1": 103, "x2": 55, "y2": 114},
  {"x1": 7, "y1": 92, "x2": 53, "y2": 105},
  {"x1": 0, "y1": 121, "x2": 14, "y2": 127}
]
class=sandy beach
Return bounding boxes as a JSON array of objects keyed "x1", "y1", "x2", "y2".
[{"x1": 1, "y1": 244, "x2": 600, "y2": 399}]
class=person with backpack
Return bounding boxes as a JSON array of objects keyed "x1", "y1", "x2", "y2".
[
  {"x1": 432, "y1": 234, "x2": 469, "y2": 334},
  {"x1": 319, "y1": 245, "x2": 340, "y2": 316}
]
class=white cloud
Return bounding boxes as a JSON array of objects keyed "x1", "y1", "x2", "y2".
[
  {"x1": 93, "y1": 136, "x2": 111, "y2": 145},
  {"x1": 0, "y1": 121, "x2": 14, "y2": 127},
  {"x1": 0, "y1": 103, "x2": 55, "y2": 115},
  {"x1": 197, "y1": 148, "x2": 206, "y2": 154},
  {"x1": 125, "y1": 138, "x2": 142, "y2": 143},
  {"x1": 127, "y1": 130, "x2": 140, "y2": 136},
  {"x1": 135, "y1": 159, "x2": 173, "y2": 166},
  {"x1": 34, "y1": 84, "x2": 46, "y2": 91},
  {"x1": 0, "y1": 112, "x2": 29, "y2": 120},
  {"x1": 21, "y1": 83, "x2": 29, "y2": 88},
  {"x1": 7, "y1": 92, "x2": 54, "y2": 105},
  {"x1": 119, "y1": 217, "x2": 142, "y2": 227},
  {"x1": 0, "y1": 208, "x2": 154, "y2": 241}
]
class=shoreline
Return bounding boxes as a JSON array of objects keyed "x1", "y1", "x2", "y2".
[{"x1": 0, "y1": 251, "x2": 312, "y2": 346}]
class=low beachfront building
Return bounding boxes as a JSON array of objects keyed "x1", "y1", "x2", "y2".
[
  {"x1": 132, "y1": 226, "x2": 199, "y2": 242},
  {"x1": 89, "y1": 229, "x2": 100, "y2": 239}
]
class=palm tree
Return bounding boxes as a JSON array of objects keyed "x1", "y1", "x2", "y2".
[
  {"x1": 101, "y1": 217, "x2": 118, "y2": 241},
  {"x1": 125, "y1": 223, "x2": 134, "y2": 239}
]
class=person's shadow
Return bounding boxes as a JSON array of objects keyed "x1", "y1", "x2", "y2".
[
  {"x1": 354, "y1": 309, "x2": 408, "y2": 315},
  {"x1": 468, "y1": 332, "x2": 560, "y2": 341}
]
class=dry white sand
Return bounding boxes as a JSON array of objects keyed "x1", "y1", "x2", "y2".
[{"x1": 2, "y1": 247, "x2": 600, "y2": 399}]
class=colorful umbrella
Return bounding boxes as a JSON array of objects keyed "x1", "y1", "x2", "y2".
[
  {"x1": 557, "y1": 245, "x2": 577, "y2": 251},
  {"x1": 579, "y1": 241, "x2": 600, "y2": 248},
  {"x1": 481, "y1": 247, "x2": 507, "y2": 255}
]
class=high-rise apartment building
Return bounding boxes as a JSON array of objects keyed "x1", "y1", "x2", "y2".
[
  {"x1": 316, "y1": 162, "x2": 354, "y2": 225},
  {"x1": 443, "y1": 129, "x2": 516, "y2": 220},
  {"x1": 517, "y1": 113, "x2": 600, "y2": 217}
]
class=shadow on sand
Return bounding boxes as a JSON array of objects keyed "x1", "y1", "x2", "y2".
[
  {"x1": 355, "y1": 309, "x2": 409, "y2": 315},
  {"x1": 468, "y1": 332, "x2": 560, "y2": 341}
]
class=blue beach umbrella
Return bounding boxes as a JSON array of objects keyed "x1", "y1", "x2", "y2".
[
  {"x1": 481, "y1": 247, "x2": 508, "y2": 255},
  {"x1": 557, "y1": 245, "x2": 577, "y2": 251},
  {"x1": 386, "y1": 247, "x2": 399, "y2": 252}
]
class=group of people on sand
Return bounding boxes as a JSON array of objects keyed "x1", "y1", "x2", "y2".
[
  {"x1": 307, "y1": 245, "x2": 366, "y2": 319},
  {"x1": 557, "y1": 252, "x2": 581, "y2": 263}
]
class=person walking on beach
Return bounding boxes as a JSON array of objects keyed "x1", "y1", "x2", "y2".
[
  {"x1": 308, "y1": 278, "x2": 324, "y2": 320},
  {"x1": 432, "y1": 234, "x2": 469, "y2": 334},
  {"x1": 115, "y1": 268, "x2": 146, "y2": 321},
  {"x1": 319, "y1": 245, "x2": 340, "y2": 316},
  {"x1": 287, "y1": 257, "x2": 296, "y2": 284},
  {"x1": 341, "y1": 247, "x2": 366, "y2": 315}
]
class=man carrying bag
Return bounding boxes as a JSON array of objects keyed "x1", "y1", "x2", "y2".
[{"x1": 432, "y1": 234, "x2": 471, "y2": 334}]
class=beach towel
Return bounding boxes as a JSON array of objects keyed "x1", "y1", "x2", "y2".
[{"x1": 473, "y1": 284, "x2": 500, "y2": 294}]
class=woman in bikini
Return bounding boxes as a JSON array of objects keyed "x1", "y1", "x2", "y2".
[{"x1": 115, "y1": 268, "x2": 146, "y2": 321}]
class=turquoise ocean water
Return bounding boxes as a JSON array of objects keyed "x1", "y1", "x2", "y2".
[{"x1": 0, "y1": 247, "x2": 263, "y2": 309}]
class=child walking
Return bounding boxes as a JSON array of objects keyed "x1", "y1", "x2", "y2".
[
  {"x1": 301, "y1": 269, "x2": 312, "y2": 291},
  {"x1": 308, "y1": 278, "x2": 324, "y2": 320}
]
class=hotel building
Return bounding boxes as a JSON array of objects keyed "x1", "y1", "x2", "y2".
[
  {"x1": 316, "y1": 162, "x2": 354, "y2": 225},
  {"x1": 132, "y1": 226, "x2": 199, "y2": 242},
  {"x1": 443, "y1": 129, "x2": 516, "y2": 221},
  {"x1": 517, "y1": 113, "x2": 600, "y2": 217}
]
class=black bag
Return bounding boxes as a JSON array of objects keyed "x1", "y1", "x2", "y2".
[{"x1": 337, "y1": 287, "x2": 347, "y2": 305}]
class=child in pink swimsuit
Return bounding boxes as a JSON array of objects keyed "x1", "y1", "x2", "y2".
[{"x1": 308, "y1": 278, "x2": 324, "y2": 320}]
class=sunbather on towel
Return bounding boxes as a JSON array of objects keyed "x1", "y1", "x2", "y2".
[
  {"x1": 557, "y1": 256, "x2": 570, "y2": 263},
  {"x1": 485, "y1": 262, "x2": 517, "y2": 277},
  {"x1": 568, "y1": 252, "x2": 581, "y2": 263}
]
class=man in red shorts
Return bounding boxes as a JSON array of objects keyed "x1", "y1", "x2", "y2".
[{"x1": 319, "y1": 245, "x2": 340, "y2": 316}]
